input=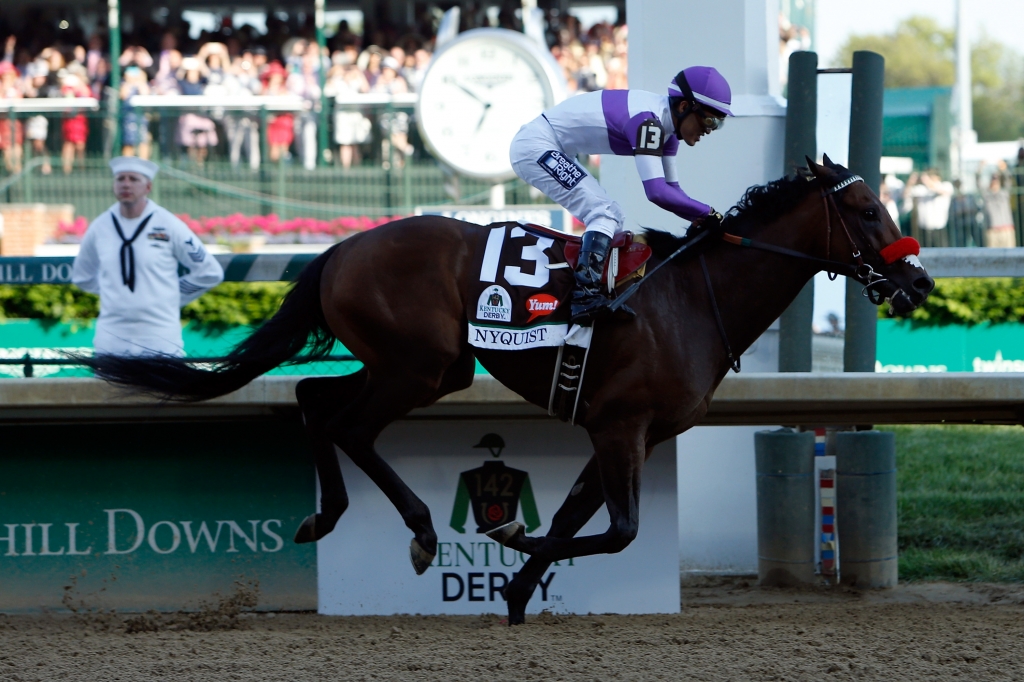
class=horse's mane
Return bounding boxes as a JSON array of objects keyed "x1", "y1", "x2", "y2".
[{"x1": 643, "y1": 173, "x2": 822, "y2": 260}]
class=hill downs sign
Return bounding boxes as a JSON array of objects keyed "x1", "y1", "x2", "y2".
[{"x1": 0, "y1": 420, "x2": 316, "y2": 613}]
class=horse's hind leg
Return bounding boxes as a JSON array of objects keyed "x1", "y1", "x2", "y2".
[
  {"x1": 293, "y1": 371, "x2": 368, "y2": 544},
  {"x1": 326, "y1": 354, "x2": 474, "y2": 574},
  {"x1": 504, "y1": 454, "x2": 606, "y2": 625}
]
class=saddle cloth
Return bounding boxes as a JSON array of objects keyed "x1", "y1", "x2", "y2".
[{"x1": 466, "y1": 222, "x2": 651, "y2": 352}]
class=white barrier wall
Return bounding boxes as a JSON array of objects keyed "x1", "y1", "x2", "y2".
[
  {"x1": 318, "y1": 419, "x2": 678, "y2": 615},
  {"x1": 601, "y1": 0, "x2": 785, "y2": 573}
]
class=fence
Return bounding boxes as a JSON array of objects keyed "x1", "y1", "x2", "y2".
[
  {"x1": 907, "y1": 186, "x2": 1024, "y2": 248},
  {"x1": 0, "y1": 95, "x2": 549, "y2": 220}
]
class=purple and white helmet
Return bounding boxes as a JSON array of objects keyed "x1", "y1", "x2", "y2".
[{"x1": 669, "y1": 66, "x2": 733, "y2": 117}]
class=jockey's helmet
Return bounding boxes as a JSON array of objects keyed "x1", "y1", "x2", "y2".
[{"x1": 669, "y1": 66, "x2": 733, "y2": 132}]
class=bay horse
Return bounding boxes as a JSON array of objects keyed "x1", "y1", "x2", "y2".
[{"x1": 84, "y1": 157, "x2": 934, "y2": 624}]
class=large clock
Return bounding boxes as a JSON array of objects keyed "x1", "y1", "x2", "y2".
[{"x1": 416, "y1": 28, "x2": 567, "y2": 181}]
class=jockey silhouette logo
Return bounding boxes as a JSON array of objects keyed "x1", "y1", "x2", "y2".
[{"x1": 449, "y1": 433, "x2": 541, "y2": 534}]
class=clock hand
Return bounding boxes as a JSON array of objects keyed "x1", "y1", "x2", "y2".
[
  {"x1": 444, "y1": 77, "x2": 489, "y2": 106},
  {"x1": 474, "y1": 102, "x2": 492, "y2": 134}
]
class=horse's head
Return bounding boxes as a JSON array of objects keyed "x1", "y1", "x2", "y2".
[{"x1": 808, "y1": 155, "x2": 934, "y2": 316}]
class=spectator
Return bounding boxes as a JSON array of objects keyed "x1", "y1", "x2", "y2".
[
  {"x1": 360, "y1": 46, "x2": 385, "y2": 88},
  {"x1": 0, "y1": 61, "x2": 24, "y2": 173},
  {"x1": 904, "y1": 169, "x2": 954, "y2": 247},
  {"x1": 1014, "y1": 147, "x2": 1024, "y2": 242},
  {"x1": 153, "y1": 33, "x2": 183, "y2": 95},
  {"x1": 287, "y1": 51, "x2": 322, "y2": 170},
  {"x1": 71, "y1": 157, "x2": 224, "y2": 357},
  {"x1": 406, "y1": 48, "x2": 431, "y2": 93},
  {"x1": 324, "y1": 61, "x2": 371, "y2": 169},
  {"x1": 22, "y1": 59, "x2": 53, "y2": 174},
  {"x1": 120, "y1": 66, "x2": 151, "y2": 159},
  {"x1": 59, "y1": 66, "x2": 91, "y2": 175},
  {"x1": 262, "y1": 61, "x2": 293, "y2": 163},
  {"x1": 220, "y1": 52, "x2": 262, "y2": 171},
  {"x1": 371, "y1": 56, "x2": 413, "y2": 169},
  {"x1": 978, "y1": 161, "x2": 1017, "y2": 248},
  {"x1": 949, "y1": 179, "x2": 986, "y2": 247},
  {"x1": 175, "y1": 57, "x2": 218, "y2": 166}
]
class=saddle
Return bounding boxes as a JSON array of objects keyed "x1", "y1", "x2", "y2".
[{"x1": 520, "y1": 223, "x2": 652, "y2": 290}]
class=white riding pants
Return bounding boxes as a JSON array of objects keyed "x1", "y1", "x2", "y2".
[{"x1": 510, "y1": 117, "x2": 624, "y2": 238}]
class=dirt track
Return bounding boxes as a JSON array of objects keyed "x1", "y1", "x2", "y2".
[{"x1": 2, "y1": 577, "x2": 1023, "y2": 681}]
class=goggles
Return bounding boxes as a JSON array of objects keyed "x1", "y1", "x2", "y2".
[{"x1": 694, "y1": 104, "x2": 726, "y2": 132}]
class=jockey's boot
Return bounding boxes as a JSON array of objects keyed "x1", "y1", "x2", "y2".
[{"x1": 570, "y1": 231, "x2": 636, "y2": 326}]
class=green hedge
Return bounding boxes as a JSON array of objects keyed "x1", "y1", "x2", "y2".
[
  {"x1": 3, "y1": 277, "x2": 1022, "y2": 329},
  {"x1": 887, "y1": 278, "x2": 1024, "y2": 326},
  {"x1": 0, "y1": 283, "x2": 290, "y2": 328}
]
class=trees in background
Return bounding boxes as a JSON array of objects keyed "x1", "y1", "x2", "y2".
[{"x1": 835, "y1": 17, "x2": 1024, "y2": 143}]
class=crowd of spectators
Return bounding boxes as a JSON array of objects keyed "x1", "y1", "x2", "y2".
[
  {"x1": 881, "y1": 153, "x2": 1024, "y2": 248},
  {"x1": 548, "y1": 18, "x2": 628, "y2": 95},
  {"x1": 1, "y1": 12, "x2": 629, "y2": 175}
]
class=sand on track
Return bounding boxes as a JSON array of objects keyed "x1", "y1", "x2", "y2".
[{"x1": 2, "y1": 577, "x2": 1023, "y2": 682}]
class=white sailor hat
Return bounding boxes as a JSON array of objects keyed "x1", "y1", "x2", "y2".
[{"x1": 109, "y1": 156, "x2": 159, "y2": 180}]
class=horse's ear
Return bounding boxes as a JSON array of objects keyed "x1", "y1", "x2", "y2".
[
  {"x1": 805, "y1": 156, "x2": 829, "y2": 179},
  {"x1": 822, "y1": 153, "x2": 837, "y2": 169}
]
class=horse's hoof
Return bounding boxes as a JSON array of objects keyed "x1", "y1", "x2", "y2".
[
  {"x1": 485, "y1": 521, "x2": 524, "y2": 547},
  {"x1": 507, "y1": 608, "x2": 526, "y2": 626},
  {"x1": 293, "y1": 514, "x2": 317, "y2": 544},
  {"x1": 410, "y1": 538, "x2": 435, "y2": 575}
]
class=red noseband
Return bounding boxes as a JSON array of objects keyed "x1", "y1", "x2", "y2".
[{"x1": 879, "y1": 237, "x2": 920, "y2": 265}]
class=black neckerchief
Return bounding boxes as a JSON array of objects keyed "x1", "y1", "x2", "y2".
[{"x1": 110, "y1": 211, "x2": 154, "y2": 291}]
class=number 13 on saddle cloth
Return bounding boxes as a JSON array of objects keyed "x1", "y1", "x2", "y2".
[{"x1": 467, "y1": 222, "x2": 652, "y2": 351}]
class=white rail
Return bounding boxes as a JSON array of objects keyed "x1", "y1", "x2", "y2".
[{"x1": 1, "y1": 374, "x2": 1022, "y2": 425}]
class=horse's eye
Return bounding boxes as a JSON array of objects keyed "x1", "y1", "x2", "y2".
[{"x1": 862, "y1": 209, "x2": 879, "y2": 221}]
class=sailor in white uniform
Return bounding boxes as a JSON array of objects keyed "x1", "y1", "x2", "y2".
[{"x1": 72, "y1": 157, "x2": 225, "y2": 356}]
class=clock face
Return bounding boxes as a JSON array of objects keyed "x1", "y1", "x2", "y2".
[{"x1": 417, "y1": 30, "x2": 564, "y2": 180}]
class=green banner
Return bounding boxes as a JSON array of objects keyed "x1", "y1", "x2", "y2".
[
  {"x1": 0, "y1": 419, "x2": 316, "y2": 613},
  {"x1": 876, "y1": 319, "x2": 1024, "y2": 372}
]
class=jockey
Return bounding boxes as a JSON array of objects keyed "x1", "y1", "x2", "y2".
[{"x1": 510, "y1": 67, "x2": 732, "y2": 325}]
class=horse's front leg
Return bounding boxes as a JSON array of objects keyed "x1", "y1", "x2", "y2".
[
  {"x1": 489, "y1": 426, "x2": 645, "y2": 562},
  {"x1": 503, "y1": 453, "x2": 606, "y2": 625}
]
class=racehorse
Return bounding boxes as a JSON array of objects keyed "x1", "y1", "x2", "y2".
[{"x1": 83, "y1": 157, "x2": 934, "y2": 624}]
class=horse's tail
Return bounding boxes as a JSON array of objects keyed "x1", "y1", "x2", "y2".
[{"x1": 83, "y1": 243, "x2": 341, "y2": 402}]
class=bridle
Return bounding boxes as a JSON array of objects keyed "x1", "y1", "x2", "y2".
[
  {"x1": 702, "y1": 173, "x2": 921, "y2": 373},
  {"x1": 720, "y1": 174, "x2": 895, "y2": 303}
]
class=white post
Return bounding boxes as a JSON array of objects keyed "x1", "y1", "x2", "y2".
[
  {"x1": 601, "y1": 0, "x2": 785, "y2": 574},
  {"x1": 489, "y1": 183, "x2": 506, "y2": 210},
  {"x1": 952, "y1": 0, "x2": 975, "y2": 184}
]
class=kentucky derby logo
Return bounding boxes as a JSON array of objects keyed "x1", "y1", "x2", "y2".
[
  {"x1": 477, "y1": 285, "x2": 512, "y2": 323},
  {"x1": 525, "y1": 293, "x2": 559, "y2": 323},
  {"x1": 449, "y1": 434, "x2": 541, "y2": 534}
]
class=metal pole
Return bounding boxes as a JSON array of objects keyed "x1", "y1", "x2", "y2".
[
  {"x1": 259, "y1": 105, "x2": 270, "y2": 215},
  {"x1": 315, "y1": 0, "x2": 329, "y2": 167},
  {"x1": 778, "y1": 51, "x2": 818, "y2": 373},
  {"x1": 108, "y1": 0, "x2": 122, "y2": 156},
  {"x1": 835, "y1": 430, "x2": 897, "y2": 587},
  {"x1": 843, "y1": 51, "x2": 885, "y2": 374},
  {"x1": 755, "y1": 428, "x2": 817, "y2": 587}
]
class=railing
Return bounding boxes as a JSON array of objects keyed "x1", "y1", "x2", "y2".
[
  {"x1": 0, "y1": 353, "x2": 360, "y2": 379},
  {"x1": 0, "y1": 94, "x2": 545, "y2": 219}
]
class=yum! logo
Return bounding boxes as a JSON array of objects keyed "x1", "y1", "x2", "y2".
[{"x1": 525, "y1": 294, "x2": 559, "y2": 323}]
